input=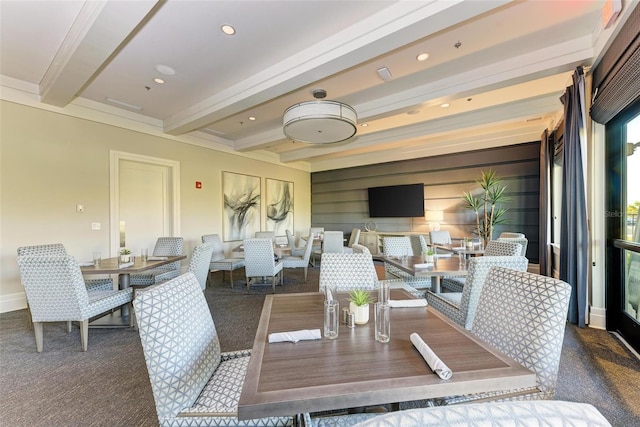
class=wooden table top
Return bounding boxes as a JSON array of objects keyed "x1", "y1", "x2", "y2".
[
  {"x1": 80, "y1": 255, "x2": 185, "y2": 275},
  {"x1": 237, "y1": 290, "x2": 535, "y2": 420},
  {"x1": 383, "y1": 255, "x2": 468, "y2": 278}
]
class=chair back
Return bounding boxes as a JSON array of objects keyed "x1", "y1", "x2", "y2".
[
  {"x1": 133, "y1": 272, "x2": 222, "y2": 420},
  {"x1": 409, "y1": 235, "x2": 428, "y2": 255},
  {"x1": 243, "y1": 238, "x2": 278, "y2": 277},
  {"x1": 346, "y1": 229, "x2": 361, "y2": 248},
  {"x1": 484, "y1": 240, "x2": 522, "y2": 256},
  {"x1": 17, "y1": 243, "x2": 67, "y2": 256},
  {"x1": 300, "y1": 232, "x2": 315, "y2": 262},
  {"x1": 322, "y1": 231, "x2": 345, "y2": 254},
  {"x1": 429, "y1": 230, "x2": 452, "y2": 245},
  {"x1": 153, "y1": 237, "x2": 184, "y2": 271},
  {"x1": 351, "y1": 243, "x2": 371, "y2": 254},
  {"x1": 319, "y1": 253, "x2": 377, "y2": 293},
  {"x1": 459, "y1": 256, "x2": 528, "y2": 329},
  {"x1": 499, "y1": 232, "x2": 525, "y2": 239},
  {"x1": 255, "y1": 231, "x2": 275, "y2": 240},
  {"x1": 285, "y1": 229, "x2": 296, "y2": 248},
  {"x1": 497, "y1": 236, "x2": 528, "y2": 257},
  {"x1": 201, "y1": 234, "x2": 226, "y2": 262},
  {"x1": 382, "y1": 236, "x2": 412, "y2": 256},
  {"x1": 16, "y1": 255, "x2": 90, "y2": 321},
  {"x1": 472, "y1": 267, "x2": 571, "y2": 398},
  {"x1": 187, "y1": 242, "x2": 215, "y2": 290}
]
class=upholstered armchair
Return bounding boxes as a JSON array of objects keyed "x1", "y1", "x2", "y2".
[
  {"x1": 185, "y1": 242, "x2": 215, "y2": 290},
  {"x1": 282, "y1": 233, "x2": 314, "y2": 282},
  {"x1": 427, "y1": 256, "x2": 529, "y2": 329},
  {"x1": 201, "y1": 234, "x2": 245, "y2": 288},
  {"x1": 16, "y1": 255, "x2": 133, "y2": 352},
  {"x1": 312, "y1": 230, "x2": 344, "y2": 266},
  {"x1": 134, "y1": 272, "x2": 294, "y2": 427},
  {"x1": 285, "y1": 229, "x2": 305, "y2": 257},
  {"x1": 319, "y1": 253, "x2": 378, "y2": 293},
  {"x1": 429, "y1": 230, "x2": 452, "y2": 245},
  {"x1": 497, "y1": 236, "x2": 528, "y2": 257},
  {"x1": 243, "y1": 238, "x2": 283, "y2": 293},
  {"x1": 484, "y1": 239, "x2": 523, "y2": 256},
  {"x1": 130, "y1": 237, "x2": 184, "y2": 287}
]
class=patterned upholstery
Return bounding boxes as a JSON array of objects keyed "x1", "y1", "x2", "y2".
[
  {"x1": 282, "y1": 233, "x2": 314, "y2": 282},
  {"x1": 16, "y1": 255, "x2": 133, "y2": 352},
  {"x1": 186, "y1": 242, "x2": 215, "y2": 290},
  {"x1": 130, "y1": 237, "x2": 184, "y2": 286},
  {"x1": 483, "y1": 240, "x2": 522, "y2": 256},
  {"x1": 17, "y1": 244, "x2": 113, "y2": 292},
  {"x1": 243, "y1": 238, "x2": 283, "y2": 293},
  {"x1": 499, "y1": 232, "x2": 525, "y2": 238},
  {"x1": 133, "y1": 272, "x2": 293, "y2": 427},
  {"x1": 427, "y1": 256, "x2": 529, "y2": 329},
  {"x1": 382, "y1": 237, "x2": 431, "y2": 291},
  {"x1": 429, "y1": 230, "x2": 452, "y2": 245},
  {"x1": 324, "y1": 402, "x2": 611, "y2": 427},
  {"x1": 343, "y1": 228, "x2": 361, "y2": 253},
  {"x1": 409, "y1": 267, "x2": 571, "y2": 407},
  {"x1": 409, "y1": 235, "x2": 428, "y2": 256},
  {"x1": 202, "y1": 234, "x2": 245, "y2": 288},
  {"x1": 497, "y1": 236, "x2": 528, "y2": 257},
  {"x1": 319, "y1": 253, "x2": 377, "y2": 293}
]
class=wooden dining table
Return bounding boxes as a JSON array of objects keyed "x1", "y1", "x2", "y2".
[
  {"x1": 237, "y1": 290, "x2": 536, "y2": 421},
  {"x1": 383, "y1": 255, "x2": 468, "y2": 292}
]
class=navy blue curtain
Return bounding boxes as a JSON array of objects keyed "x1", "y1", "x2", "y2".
[{"x1": 559, "y1": 67, "x2": 588, "y2": 327}]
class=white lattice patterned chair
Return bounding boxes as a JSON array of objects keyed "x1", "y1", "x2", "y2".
[
  {"x1": 130, "y1": 237, "x2": 184, "y2": 286},
  {"x1": 443, "y1": 240, "x2": 523, "y2": 293},
  {"x1": 16, "y1": 255, "x2": 133, "y2": 352},
  {"x1": 304, "y1": 401, "x2": 611, "y2": 427},
  {"x1": 497, "y1": 236, "x2": 528, "y2": 257},
  {"x1": 404, "y1": 267, "x2": 571, "y2": 409},
  {"x1": 427, "y1": 256, "x2": 528, "y2": 329},
  {"x1": 342, "y1": 228, "x2": 361, "y2": 253},
  {"x1": 185, "y1": 242, "x2": 215, "y2": 291},
  {"x1": 202, "y1": 234, "x2": 245, "y2": 288},
  {"x1": 429, "y1": 230, "x2": 452, "y2": 245},
  {"x1": 243, "y1": 238, "x2": 283, "y2": 293},
  {"x1": 382, "y1": 237, "x2": 431, "y2": 294},
  {"x1": 282, "y1": 232, "x2": 314, "y2": 283},
  {"x1": 499, "y1": 232, "x2": 525, "y2": 238},
  {"x1": 134, "y1": 272, "x2": 294, "y2": 427}
]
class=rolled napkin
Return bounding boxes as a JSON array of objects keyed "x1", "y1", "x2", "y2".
[
  {"x1": 388, "y1": 299, "x2": 427, "y2": 308},
  {"x1": 78, "y1": 262, "x2": 95, "y2": 267},
  {"x1": 410, "y1": 332, "x2": 453, "y2": 380},
  {"x1": 413, "y1": 263, "x2": 433, "y2": 269},
  {"x1": 148, "y1": 256, "x2": 168, "y2": 261},
  {"x1": 268, "y1": 329, "x2": 322, "y2": 343}
]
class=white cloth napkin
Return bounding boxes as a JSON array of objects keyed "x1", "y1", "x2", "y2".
[
  {"x1": 148, "y1": 256, "x2": 168, "y2": 261},
  {"x1": 413, "y1": 263, "x2": 433, "y2": 269},
  {"x1": 388, "y1": 299, "x2": 427, "y2": 308},
  {"x1": 78, "y1": 262, "x2": 95, "y2": 267},
  {"x1": 268, "y1": 329, "x2": 322, "y2": 343},
  {"x1": 410, "y1": 332, "x2": 453, "y2": 380}
]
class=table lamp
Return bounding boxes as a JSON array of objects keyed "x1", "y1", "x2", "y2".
[{"x1": 425, "y1": 210, "x2": 444, "y2": 231}]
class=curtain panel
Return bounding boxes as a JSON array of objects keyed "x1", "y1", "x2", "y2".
[
  {"x1": 560, "y1": 67, "x2": 589, "y2": 327},
  {"x1": 539, "y1": 129, "x2": 551, "y2": 277}
]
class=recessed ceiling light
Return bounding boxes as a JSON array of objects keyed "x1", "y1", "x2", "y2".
[
  {"x1": 249, "y1": 116, "x2": 256, "y2": 121},
  {"x1": 153, "y1": 78, "x2": 165, "y2": 84},
  {"x1": 416, "y1": 53, "x2": 429, "y2": 61},
  {"x1": 441, "y1": 103, "x2": 450, "y2": 108},
  {"x1": 221, "y1": 24, "x2": 236, "y2": 35},
  {"x1": 155, "y1": 64, "x2": 176, "y2": 76}
]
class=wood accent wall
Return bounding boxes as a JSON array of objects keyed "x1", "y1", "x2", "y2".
[{"x1": 311, "y1": 142, "x2": 540, "y2": 263}]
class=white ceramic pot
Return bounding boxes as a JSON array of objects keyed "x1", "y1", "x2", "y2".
[
  {"x1": 120, "y1": 254, "x2": 131, "y2": 263},
  {"x1": 350, "y1": 302, "x2": 370, "y2": 325},
  {"x1": 425, "y1": 255, "x2": 435, "y2": 263}
]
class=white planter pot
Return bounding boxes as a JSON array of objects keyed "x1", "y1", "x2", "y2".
[
  {"x1": 350, "y1": 302, "x2": 370, "y2": 325},
  {"x1": 120, "y1": 255, "x2": 131, "y2": 263},
  {"x1": 425, "y1": 255, "x2": 435, "y2": 263}
]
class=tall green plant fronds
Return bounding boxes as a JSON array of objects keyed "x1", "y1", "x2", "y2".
[{"x1": 462, "y1": 169, "x2": 509, "y2": 243}]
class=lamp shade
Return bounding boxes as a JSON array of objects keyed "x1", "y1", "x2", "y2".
[
  {"x1": 283, "y1": 100, "x2": 357, "y2": 144},
  {"x1": 424, "y1": 210, "x2": 444, "y2": 221}
]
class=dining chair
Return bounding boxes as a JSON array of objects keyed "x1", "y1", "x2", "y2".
[
  {"x1": 286, "y1": 229, "x2": 306, "y2": 257},
  {"x1": 305, "y1": 401, "x2": 611, "y2": 427},
  {"x1": 255, "y1": 231, "x2": 275, "y2": 241},
  {"x1": 185, "y1": 242, "x2": 215, "y2": 290},
  {"x1": 319, "y1": 253, "x2": 378, "y2": 293},
  {"x1": 499, "y1": 232, "x2": 526, "y2": 238},
  {"x1": 351, "y1": 243, "x2": 370, "y2": 254},
  {"x1": 429, "y1": 230, "x2": 452, "y2": 245},
  {"x1": 129, "y1": 237, "x2": 184, "y2": 287},
  {"x1": 201, "y1": 234, "x2": 245, "y2": 288},
  {"x1": 342, "y1": 228, "x2": 361, "y2": 253},
  {"x1": 312, "y1": 230, "x2": 344, "y2": 266},
  {"x1": 16, "y1": 255, "x2": 133, "y2": 352},
  {"x1": 484, "y1": 239, "x2": 523, "y2": 256},
  {"x1": 133, "y1": 272, "x2": 294, "y2": 427},
  {"x1": 282, "y1": 232, "x2": 314, "y2": 283},
  {"x1": 382, "y1": 236, "x2": 431, "y2": 293},
  {"x1": 427, "y1": 256, "x2": 529, "y2": 329},
  {"x1": 408, "y1": 267, "x2": 571, "y2": 407},
  {"x1": 497, "y1": 236, "x2": 528, "y2": 257},
  {"x1": 243, "y1": 238, "x2": 283, "y2": 293}
]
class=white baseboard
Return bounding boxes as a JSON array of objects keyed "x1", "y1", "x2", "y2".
[
  {"x1": 589, "y1": 305, "x2": 606, "y2": 329},
  {"x1": 0, "y1": 292, "x2": 27, "y2": 313}
]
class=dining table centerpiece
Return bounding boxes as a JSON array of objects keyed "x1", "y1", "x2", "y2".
[
  {"x1": 349, "y1": 289, "x2": 374, "y2": 325},
  {"x1": 119, "y1": 248, "x2": 132, "y2": 263}
]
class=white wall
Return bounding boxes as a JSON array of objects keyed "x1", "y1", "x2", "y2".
[{"x1": 0, "y1": 100, "x2": 311, "y2": 312}]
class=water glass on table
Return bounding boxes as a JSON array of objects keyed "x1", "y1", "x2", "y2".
[
  {"x1": 324, "y1": 300, "x2": 339, "y2": 339},
  {"x1": 92, "y1": 251, "x2": 101, "y2": 267},
  {"x1": 141, "y1": 248, "x2": 148, "y2": 262},
  {"x1": 378, "y1": 281, "x2": 390, "y2": 305},
  {"x1": 375, "y1": 302, "x2": 390, "y2": 343}
]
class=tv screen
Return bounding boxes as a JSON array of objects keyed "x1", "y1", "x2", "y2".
[{"x1": 367, "y1": 184, "x2": 425, "y2": 218}]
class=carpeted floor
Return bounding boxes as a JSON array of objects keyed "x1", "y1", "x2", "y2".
[{"x1": 1, "y1": 266, "x2": 638, "y2": 426}]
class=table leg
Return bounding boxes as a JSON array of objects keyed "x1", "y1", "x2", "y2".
[
  {"x1": 119, "y1": 273, "x2": 131, "y2": 317},
  {"x1": 431, "y1": 276, "x2": 441, "y2": 293}
]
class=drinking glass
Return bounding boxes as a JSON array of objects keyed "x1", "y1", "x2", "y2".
[
  {"x1": 92, "y1": 251, "x2": 101, "y2": 267},
  {"x1": 324, "y1": 300, "x2": 339, "y2": 339},
  {"x1": 375, "y1": 302, "x2": 390, "y2": 343},
  {"x1": 141, "y1": 248, "x2": 148, "y2": 262},
  {"x1": 378, "y1": 281, "x2": 390, "y2": 305}
]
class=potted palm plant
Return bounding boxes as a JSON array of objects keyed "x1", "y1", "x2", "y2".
[
  {"x1": 462, "y1": 169, "x2": 509, "y2": 245},
  {"x1": 349, "y1": 289, "x2": 374, "y2": 325}
]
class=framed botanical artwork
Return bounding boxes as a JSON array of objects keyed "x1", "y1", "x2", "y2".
[
  {"x1": 265, "y1": 178, "x2": 294, "y2": 236},
  {"x1": 222, "y1": 171, "x2": 261, "y2": 242}
]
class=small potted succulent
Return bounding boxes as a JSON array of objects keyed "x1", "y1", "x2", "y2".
[
  {"x1": 119, "y1": 248, "x2": 132, "y2": 263},
  {"x1": 424, "y1": 248, "x2": 435, "y2": 263},
  {"x1": 349, "y1": 289, "x2": 374, "y2": 325}
]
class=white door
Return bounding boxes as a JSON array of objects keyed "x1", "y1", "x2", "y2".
[{"x1": 110, "y1": 152, "x2": 180, "y2": 258}]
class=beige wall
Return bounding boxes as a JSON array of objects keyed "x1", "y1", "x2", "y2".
[{"x1": 0, "y1": 100, "x2": 311, "y2": 312}]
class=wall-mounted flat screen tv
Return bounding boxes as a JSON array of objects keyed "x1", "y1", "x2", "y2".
[{"x1": 367, "y1": 183, "x2": 425, "y2": 217}]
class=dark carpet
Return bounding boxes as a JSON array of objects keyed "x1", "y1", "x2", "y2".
[{"x1": 1, "y1": 266, "x2": 638, "y2": 426}]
